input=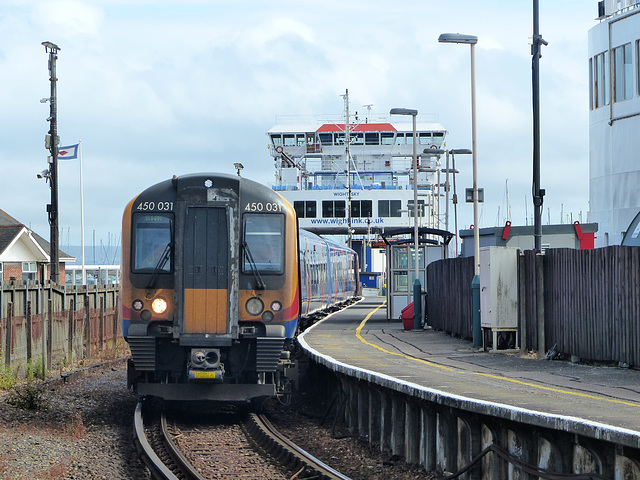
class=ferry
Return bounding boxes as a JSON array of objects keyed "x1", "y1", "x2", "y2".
[
  {"x1": 266, "y1": 92, "x2": 455, "y2": 292},
  {"x1": 267, "y1": 97, "x2": 449, "y2": 240}
]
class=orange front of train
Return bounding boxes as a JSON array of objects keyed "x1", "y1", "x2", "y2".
[{"x1": 119, "y1": 173, "x2": 299, "y2": 401}]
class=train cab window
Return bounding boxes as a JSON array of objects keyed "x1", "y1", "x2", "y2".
[
  {"x1": 132, "y1": 213, "x2": 173, "y2": 272},
  {"x1": 243, "y1": 214, "x2": 284, "y2": 274}
]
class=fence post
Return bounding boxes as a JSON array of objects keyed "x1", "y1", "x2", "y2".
[
  {"x1": 113, "y1": 293, "x2": 119, "y2": 351},
  {"x1": 84, "y1": 296, "x2": 91, "y2": 358},
  {"x1": 536, "y1": 253, "x2": 546, "y2": 359},
  {"x1": 100, "y1": 296, "x2": 105, "y2": 352},
  {"x1": 68, "y1": 298, "x2": 74, "y2": 364},
  {"x1": 5, "y1": 302, "x2": 12, "y2": 370},
  {"x1": 26, "y1": 301, "x2": 32, "y2": 364},
  {"x1": 47, "y1": 298, "x2": 53, "y2": 372},
  {"x1": 518, "y1": 251, "x2": 527, "y2": 353}
]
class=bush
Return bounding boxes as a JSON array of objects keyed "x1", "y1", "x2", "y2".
[
  {"x1": 0, "y1": 367, "x2": 18, "y2": 390},
  {"x1": 5, "y1": 378, "x2": 50, "y2": 411}
]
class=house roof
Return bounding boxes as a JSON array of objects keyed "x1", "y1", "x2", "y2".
[{"x1": 0, "y1": 209, "x2": 74, "y2": 261}]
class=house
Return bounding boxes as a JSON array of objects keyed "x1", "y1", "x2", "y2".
[{"x1": 0, "y1": 209, "x2": 74, "y2": 283}]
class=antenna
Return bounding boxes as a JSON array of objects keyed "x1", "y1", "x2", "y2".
[{"x1": 363, "y1": 104, "x2": 373, "y2": 123}]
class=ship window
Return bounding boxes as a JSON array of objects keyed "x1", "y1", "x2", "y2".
[
  {"x1": 319, "y1": 133, "x2": 333, "y2": 145},
  {"x1": 351, "y1": 200, "x2": 373, "y2": 218},
  {"x1": 614, "y1": 43, "x2": 633, "y2": 102},
  {"x1": 419, "y1": 132, "x2": 432, "y2": 144},
  {"x1": 243, "y1": 213, "x2": 285, "y2": 274},
  {"x1": 283, "y1": 134, "x2": 295, "y2": 147},
  {"x1": 296, "y1": 134, "x2": 305, "y2": 146},
  {"x1": 294, "y1": 201, "x2": 316, "y2": 218},
  {"x1": 365, "y1": 133, "x2": 379, "y2": 145},
  {"x1": 378, "y1": 200, "x2": 402, "y2": 217},
  {"x1": 638, "y1": 40, "x2": 640, "y2": 96},
  {"x1": 433, "y1": 132, "x2": 445, "y2": 147},
  {"x1": 351, "y1": 133, "x2": 364, "y2": 145},
  {"x1": 271, "y1": 134, "x2": 282, "y2": 147},
  {"x1": 593, "y1": 51, "x2": 610, "y2": 108},
  {"x1": 589, "y1": 58, "x2": 593, "y2": 110},
  {"x1": 408, "y1": 200, "x2": 426, "y2": 217},
  {"x1": 132, "y1": 213, "x2": 173, "y2": 273},
  {"x1": 406, "y1": 133, "x2": 414, "y2": 145},
  {"x1": 322, "y1": 200, "x2": 345, "y2": 218},
  {"x1": 395, "y1": 133, "x2": 405, "y2": 145},
  {"x1": 381, "y1": 132, "x2": 394, "y2": 145},
  {"x1": 334, "y1": 133, "x2": 345, "y2": 145}
]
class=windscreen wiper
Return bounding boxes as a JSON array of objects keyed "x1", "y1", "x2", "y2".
[
  {"x1": 147, "y1": 243, "x2": 171, "y2": 288},
  {"x1": 242, "y1": 241, "x2": 266, "y2": 290}
]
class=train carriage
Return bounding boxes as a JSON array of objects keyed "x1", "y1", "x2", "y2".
[{"x1": 120, "y1": 173, "x2": 358, "y2": 403}]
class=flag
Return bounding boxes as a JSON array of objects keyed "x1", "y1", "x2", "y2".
[{"x1": 58, "y1": 144, "x2": 79, "y2": 159}]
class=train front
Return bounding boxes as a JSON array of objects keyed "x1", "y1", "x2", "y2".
[{"x1": 120, "y1": 173, "x2": 299, "y2": 402}]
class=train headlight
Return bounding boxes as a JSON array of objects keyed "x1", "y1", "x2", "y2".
[
  {"x1": 262, "y1": 311, "x2": 274, "y2": 322},
  {"x1": 246, "y1": 297, "x2": 264, "y2": 316},
  {"x1": 151, "y1": 297, "x2": 167, "y2": 314},
  {"x1": 132, "y1": 299, "x2": 144, "y2": 311},
  {"x1": 270, "y1": 301, "x2": 282, "y2": 312}
]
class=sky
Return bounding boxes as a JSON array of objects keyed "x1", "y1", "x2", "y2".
[{"x1": 1, "y1": 0, "x2": 598, "y2": 259}]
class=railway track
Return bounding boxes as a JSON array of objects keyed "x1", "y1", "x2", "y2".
[{"x1": 133, "y1": 400, "x2": 351, "y2": 480}]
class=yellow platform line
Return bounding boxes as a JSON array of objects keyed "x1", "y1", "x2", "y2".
[{"x1": 355, "y1": 301, "x2": 640, "y2": 409}]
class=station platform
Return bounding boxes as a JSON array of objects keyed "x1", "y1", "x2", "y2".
[{"x1": 298, "y1": 296, "x2": 640, "y2": 447}]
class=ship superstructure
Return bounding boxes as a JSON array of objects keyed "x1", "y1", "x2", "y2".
[
  {"x1": 588, "y1": 0, "x2": 640, "y2": 246},
  {"x1": 267, "y1": 106, "x2": 449, "y2": 238}
]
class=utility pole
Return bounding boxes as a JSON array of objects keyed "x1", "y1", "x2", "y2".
[
  {"x1": 532, "y1": 1, "x2": 547, "y2": 253},
  {"x1": 43, "y1": 41, "x2": 61, "y2": 283},
  {"x1": 343, "y1": 89, "x2": 353, "y2": 248}
]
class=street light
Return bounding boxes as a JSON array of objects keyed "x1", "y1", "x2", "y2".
[
  {"x1": 390, "y1": 107, "x2": 421, "y2": 331},
  {"x1": 439, "y1": 32, "x2": 482, "y2": 348},
  {"x1": 234, "y1": 163, "x2": 244, "y2": 176}
]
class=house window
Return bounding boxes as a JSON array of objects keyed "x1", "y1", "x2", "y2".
[{"x1": 22, "y1": 262, "x2": 36, "y2": 281}]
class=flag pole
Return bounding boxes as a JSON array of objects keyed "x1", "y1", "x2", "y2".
[{"x1": 79, "y1": 141, "x2": 86, "y2": 284}]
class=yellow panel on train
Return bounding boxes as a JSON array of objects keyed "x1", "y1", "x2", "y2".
[{"x1": 183, "y1": 288, "x2": 228, "y2": 334}]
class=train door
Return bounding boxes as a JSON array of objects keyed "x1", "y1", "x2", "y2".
[{"x1": 182, "y1": 206, "x2": 229, "y2": 334}]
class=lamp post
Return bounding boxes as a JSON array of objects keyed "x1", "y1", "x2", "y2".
[
  {"x1": 438, "y1": 33, "x2": 482, "y2": 348},
  {"x1": 390, "y1": 108, "x2": 421, "y2": 330}
]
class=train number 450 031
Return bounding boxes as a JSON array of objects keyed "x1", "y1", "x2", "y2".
[{"x1": 244, "y1": 202, "x2": 284, "y2": 212}]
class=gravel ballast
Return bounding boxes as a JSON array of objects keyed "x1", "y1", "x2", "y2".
[{"x1": 0, "y1": 361, "x2": 441, "y2": 479}]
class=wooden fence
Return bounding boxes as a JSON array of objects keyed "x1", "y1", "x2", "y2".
[
  {"x1": 0, "y1": 281, "x2": 124, "y2": 377},
  {"x1": 426, "y1": 246, "x2": 640, "y2": 366}
]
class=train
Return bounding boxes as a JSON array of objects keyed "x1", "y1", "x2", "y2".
[{"x1": 119, "y1": 173, "x2": 359, "y2": 402}]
